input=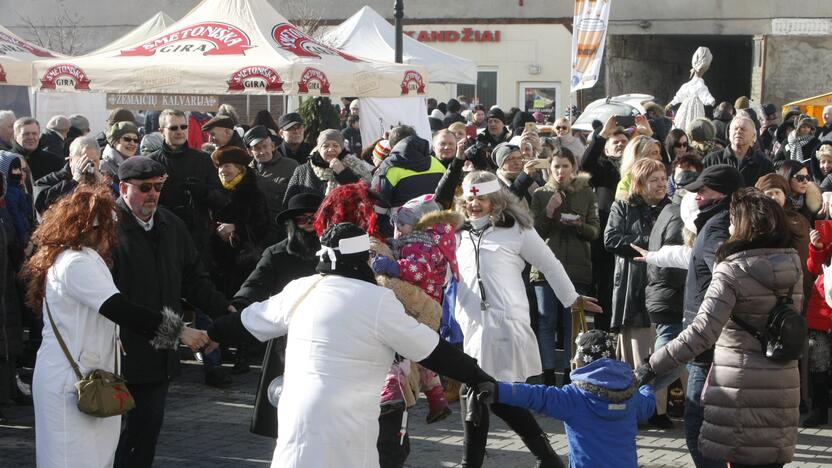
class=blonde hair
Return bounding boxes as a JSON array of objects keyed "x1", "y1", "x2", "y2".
[
  {"x1": 456, "y1": 171, "x2": 532, "y2": 229},
  {"x1": 620, "y1": 135, "x2": 660, "y2": 177},
  {"x1": 448, "y1": 122, "x2": 466, "y2": 134},
  {"x1": 817, "y1": 144, "x2": 832, "y2": 161},
  {"x1": 629, "y1": 158, "x2": 667, "y2": 198}
]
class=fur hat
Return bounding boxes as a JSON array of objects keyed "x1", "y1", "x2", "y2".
[
  {"x1": 211, "y1": 146, "x2": 252, "y2": 167},
  {"x1": 734, "y1": 96, "x2": 750, "y2": 110}
]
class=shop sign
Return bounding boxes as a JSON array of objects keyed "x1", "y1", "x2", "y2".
[
  {"x1": 106, "y1": 93, "x2": 219, "y2": 111},
  {"x1": 40, "y1": 64, "x2": 91, "y2": 90},
  {"x1": 120, "y1": 22, "x2": 253, "y2": 56},
  {"x1": 400, "y1": 70, "x2": 426, "y2": 95},
  {"x1": 405, "y1": 28, "x2": 501, "y2": 43},
  {"x1": 227, "y1": 66, "x2": 284, "y2": 92},
  {"x1": 297, "y1": 67, "x2": 331, "y2": 95}
]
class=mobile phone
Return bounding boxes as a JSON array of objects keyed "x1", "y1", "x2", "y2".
[
  {"x1": 560, "y1": 213, "x2": 580, "y2": 222},
  {"x1": 465, "y1": 125, "x2": 477, "y2": 141},
  {"x1": 616, "y1": 115, "x2": 635, "y2": 127},
  {"x1": 524, "y1": 122, "x2": 539, "y2": 134},
  {"x1": 816, "y1": 220, "x2": 832, "y2": 245},
  {"x1": 532, "y1": 158, "x2": 550, "y2": 169}
]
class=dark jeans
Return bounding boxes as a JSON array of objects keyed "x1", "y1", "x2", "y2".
[
  {"x1": 377, "y1": 409, "x2": 409, "y2": 468},
  {"x1": 115, "y1": 380, "x2": 170, "y2": 468},
  {"x1": 685, "y1": 363, "x2": 726, "y2": 468}
]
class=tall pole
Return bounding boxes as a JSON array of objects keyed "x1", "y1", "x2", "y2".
[{"x1": 394, "y1": 0, "x2": 404, "y2": 63}]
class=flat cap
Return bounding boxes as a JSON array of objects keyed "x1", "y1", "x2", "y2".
[
  {"x1": 118, "y1": 156, "x2": 167, "y2": 181},
  {"x1": 277, "y1": 112, "x2": 303, "y2": 130},
  {"x1": 244, "y1": 125, "x2": 270, "y2": 147},
  {"x1": 201, "y1": 114, "x2": 235, "y2": 131}
]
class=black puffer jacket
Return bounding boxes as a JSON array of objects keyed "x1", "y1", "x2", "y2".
[
  {"x1": 371, "y1": 136, "x2": 445, "y2": 207},
  {"x1": 645, "y1": 194, "x2": 686, "y2": 325},
  {"x1": 604, "y1": 195, "x2": 670, "y2": 330},
  {"x1": 702, "y1": 146, "x2": 773, "y2": 188}
]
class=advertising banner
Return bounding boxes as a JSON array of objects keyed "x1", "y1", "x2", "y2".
[{"x1": 570, "y1": 0, "x2": 611, "y2": 92}]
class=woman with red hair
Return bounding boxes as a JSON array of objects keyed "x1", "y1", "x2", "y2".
[{"x1": 23, "y1": 185, "x2": 208, "y2": 468}]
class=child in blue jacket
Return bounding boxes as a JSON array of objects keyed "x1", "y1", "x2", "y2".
[{"x1": 476, "y1": 330, "x2": 655, "y2": 468}]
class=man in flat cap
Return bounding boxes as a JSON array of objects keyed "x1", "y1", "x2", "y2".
[
  {"x1": 245, "y1": 125, "x2": 297, "y2": 244},
  {"x1": 112, "y1": 156, "x2": 232, "y2": 468},
  {"x1": 202, "y1": 114, "x2": 246, "y2": 150},
  {"x1": 275, "y1": 112, "x2": 313, "y2": 165}
]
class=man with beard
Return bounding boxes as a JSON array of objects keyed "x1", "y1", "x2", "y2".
[{"x1": 112, "y1": 157, "x2": 232, "y2": 467}]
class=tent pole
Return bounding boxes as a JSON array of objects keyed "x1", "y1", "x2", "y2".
[{"x1": 394, "y1": 0, "x2": 404, "y2": 63}]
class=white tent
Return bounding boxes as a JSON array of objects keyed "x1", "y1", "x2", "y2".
[
  {"x1": 323, "y1": 6, "x2": 476, "y2": 85},
  {"x1": 31, "y1": 0, "x2": 428, "y2": 98},
  {"x1": 0, "y1": 25, "x2": 63, "y2": 86},
  {"x1": 88, "y1": 12, "x2": 175, "y2": 55}
]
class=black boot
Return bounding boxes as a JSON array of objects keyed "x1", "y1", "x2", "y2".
[
  {"x1": 460, "y1": 385, "x2": 489, "y2": 467},
  {"x1": 521, "y1": 433, "x2": 565, "y2": 468},
  {"x1": 804, "y1": 372, "x2": 829, "y2": 428},
  {"x1": 542, "y1": 369, "x2": 557, "y2": 387},
  {"x1": 561, "y1": 368, "x2": 572, "y2": 386}
]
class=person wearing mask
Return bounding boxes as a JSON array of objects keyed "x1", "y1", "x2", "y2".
[
  {"x1": 11, "y1": 117, "x2": 64, "y2": 181},
  {"x1": 202, "y1": 115, "x2": 246, "y2": 150},
  {"x1": 372, "y1": 126, "x2": 446, "y2": 208},
  {"x1": 23, "y1": 185, "x2": 208, "y2": 468},
  {"x1": 675, "y1": 164, "x2": 744, "y2": 467},
  {"x1": 452, "y1": 171, "x2": 601, "y2": 467},
  {"x1": 33, "y1": 136, "x2": 105, "y2": 215},
  {"x1": 0, "y1": 111, "x2": 15, "y2": 151},
  {"x1": 604, "y1": 158, "x2": 672, "y2": 428},
  {"x1": 775, "y1": 114, "x2": 821, "y2": 163},
  {"x1": 530, "y1": 147, "x2": 599, "y2": 386},
  {"x1": 40, "y1": 115, "x2": 71, "y2": 157},
  {"x1": 244, "y1": 125, "x2": 297, "y2": 246},
  {"x1": 207, "y1": 222, "x2": 495, "y2": 468},
  {"x1": 275, "y1": 113, "x2": 313, "y2": 165},
  {"x1": 100, "y1": 121, "x2": 140, "y2": 183},
  {"x1": 639, "y1": 188, "x2": 802, "y2": 468},
  {"x1": 703, "y1": 115, "x2": 773, "y2": 188}
]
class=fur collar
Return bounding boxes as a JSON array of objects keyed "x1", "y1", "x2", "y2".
[
  {"x1": 414, "y1": 210, "x2": 465, "y2": 232},
  {"x1": 544, "y1": 171, "x2": 592, "y2": 193},
  {"x1": 806, "y1": 182, "x2": 822, "y2": 214},
  {"x1": 573, "y1": 374, "x2": 639, "y2": 403}
]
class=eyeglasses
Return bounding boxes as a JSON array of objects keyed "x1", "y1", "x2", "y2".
[
  {"x1": 674, "y1": 142, "x2": 689, "y2": 148},
  {"x1": 121, "y1": 137, "x2": 140, "y2": 143},
  {"x1": 165, "y1": 125, "x2": 188, "y2": 131},
  {"x1": 793, "y1": 174, "x2": 809, "y2": 182},
  {"x1": 293, "y1": 215, "x2": 314, "y2": 225},
  {"x1": 555, "y1": 126, "x2": 568, "y2": 130},
  {"x1": 126, "y1": 181, "x2": 164, "y2": 193}
]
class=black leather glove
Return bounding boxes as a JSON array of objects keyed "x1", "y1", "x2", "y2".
[
  {"x1": 474, "y1": 381, "x2": 497, "y2": 406},
  {"x1": 635, "y1": 362, "x2": 656, "y2": 386},
  {"x1": 463, "y1": 385, "x2": 484, "y2": 426},
  {"x1": 183, "y1": 176, "x2": 209, "y2": 201}
]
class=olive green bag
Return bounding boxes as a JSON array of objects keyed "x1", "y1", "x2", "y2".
[{"x1": 45, "y1": 299, "x2": 135, "y2": 417}]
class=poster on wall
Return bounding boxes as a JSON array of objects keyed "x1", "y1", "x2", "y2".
[{"x1": 570, "y1": 0, "x2": 611, "y2": 91}]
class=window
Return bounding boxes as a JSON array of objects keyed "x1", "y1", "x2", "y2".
[{"x1": 456, "y1": 70, "x2": 498, "y2": 109}]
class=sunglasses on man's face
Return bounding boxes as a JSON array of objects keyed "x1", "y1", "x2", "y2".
[
  {"x1": 121, "y1": 137, "x2": 140, "y2": 144},
  {"x1": 166, "y1": 125, "x2": 188, "y2": 131},
  {"x1": 126, "y1": 181, "x2": 164, "y2": 193}
]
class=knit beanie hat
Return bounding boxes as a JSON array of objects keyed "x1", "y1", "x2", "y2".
[
  {"x1": 795, "y1": 114, "x2": 819, "y2": 132},
  {"x1": 486, "y1": 107, "x2": 506, "y2": 124},
  {"x1": 140, "y1": 133, "x2": 163, "y2": 155},
  {"x1": 491, "y1": 142, "x2": 519, "y2": 168},
  {"x1": 686, "y1": 117, "x2": 716, "y2": 143},
  {"x1": 372, "y1": 139, "x2": 392, "y2": 165},
  {"x1": 734, "y1": 96, "x2": 750, "y2": 110},
  {"x1": 430, "y1": 109, "x2": 445, "y2": 121},
  {"x1": 316, "y1": 129, "x2": 344, "y2": 150},
  {"x1": 573, "y1": 330, "x2": 616, "y2": 367},
  {"x1": 107, "y1": 121, "x2": 140, "y2": 146},
  {"x1": 316, "y1": 222, "x2": 376, "y2": 284},
  {"x1": 754, "y1": 173, "x2": 791, "y2": 197},
  {"x1": 391, "y1": 194, "x2": 441, "y2": 227}
]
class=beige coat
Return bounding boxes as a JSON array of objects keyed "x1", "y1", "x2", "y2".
[{"x1": 650, "y1": 248, "x2": 802, "y2": 465}]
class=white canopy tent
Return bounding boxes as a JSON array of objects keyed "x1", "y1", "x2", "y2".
[
  {"x1": 30, "y1": 12, "x2": 176, "y2": 134},
  {"x1": 0, "y1": 25, "x2": 63, "y2": 87},
  {"x1": 324, "y1": 6, "x2": 477, "y2": 144},
  {"x1": 30, "y1": 0, "x2": 428, "y2": 98}
]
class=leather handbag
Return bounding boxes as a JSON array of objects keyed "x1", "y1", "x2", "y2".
[{"x1": 45, "y1": 299, "x2": 135, "y2": 417}]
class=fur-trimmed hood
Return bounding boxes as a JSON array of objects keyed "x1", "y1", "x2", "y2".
[
  {"x1": 414, "y1": 209, "x2": 464, "y2": 232},
  {"x1": 569, "y1": 358, "x2": 642, "y2": 419},
  {"x1": 805, "y1": 181, "x2": 822, "y2": 214},
  {"x1": 543, "y1": 171, "x2": 592, "y2": 194}
]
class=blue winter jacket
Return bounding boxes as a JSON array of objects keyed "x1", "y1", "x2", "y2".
[{"x1": 497, "y1": 358, "x2": 655, "y2": 468}]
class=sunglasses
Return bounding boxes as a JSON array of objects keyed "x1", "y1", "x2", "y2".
[
  {"x1": 121, "y1": 136, "x2": 140, "y2": 144},
  {"x1": 293, "y1": 215, "x2": 314, "y2": 225},
  {"x1": 555, "y1": 126, "x2": 568, "y2": 130},
  {"x1": 674, "y1": 142, "x2": 689, "y2": 148},
  {"x1": 126, "y1": 181, "x2": 164, "y2": 193},
  {"x1": 165, "y1": 125, "x2": 188, "y2": 131},
  {"x1": 793, "y1": 174, "x2": 809, "y2": 183}
]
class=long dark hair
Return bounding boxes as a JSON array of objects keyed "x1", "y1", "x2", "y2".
[
  {"x1": 285, "y1": 221, "x2": 320, "y2": 261},
  {"x1": 715, "y1": 188, "x2": 793, "y2": 263},
  {"x1": 774, "y1": 159, "x2": 807, "y2": 181},
  {"x1": 665, "y1": 128, "x2": 688, "y2": 160}
]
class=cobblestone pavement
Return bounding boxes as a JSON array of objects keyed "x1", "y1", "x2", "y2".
[{"x1": 3, "y1": 358, "x2": 832, "y2": 467}]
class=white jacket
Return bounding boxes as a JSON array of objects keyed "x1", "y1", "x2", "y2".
[
  {"x1": 646, "y1": 244, "x2": 692, "y2": 270},
  {"x1": 455, "y1": 221, "x2": 579, "y2": 382}
]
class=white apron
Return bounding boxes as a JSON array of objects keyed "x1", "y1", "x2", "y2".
[
  {"x1": 33, "y1": 248, "x2": 121, "y2": 468},
  {"x1": 240, "y1": 274, "x2": 439, "y2": 468}
]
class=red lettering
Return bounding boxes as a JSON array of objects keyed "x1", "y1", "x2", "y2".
[
  {"x1": 417, "y1": 31, "x2": 430, "y2": 42},
  {"x1": 462, "y1": 28, "x2": 473, "y2": 42},
  {"x1": 446, "y1": 31, "x2": 460, "y2": 42},
  {"x1": 430, "y1": 31, "x2": 440, "y2": 42},
  {"x1": 481, "y1": 31, "x2": 494, "y2": 42},
  {"x1": 495, "y1": 31, "x2": 501, "y2": 42}
]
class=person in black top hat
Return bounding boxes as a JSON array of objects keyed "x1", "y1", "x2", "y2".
[{"x1": 276, "y1": 113, "x2": 313, "y2": 165}]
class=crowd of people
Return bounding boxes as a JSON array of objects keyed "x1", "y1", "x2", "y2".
[{"x1": 0, "y1": 94, "x2": 828, "y2": 468}]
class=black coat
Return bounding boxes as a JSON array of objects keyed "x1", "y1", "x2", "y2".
[
  {"x1": 684, "y1": 197, "x2": 731, "y2": 364},
  {"x1": 702, "y1": 146, "x2": 774, "y2": 188},
  {"x1": 148, "y1": 142, "x2": 228, "y2": 260},
  {"x1": 579, "y1": 134, "x2": 622, "y2": 225},
  {"x1": 251, "y1": 154, "x2": 297, "y2": 245},
  {"x1": 11, "y1": 140, "x2": 64, "y2": 182},
  {"x1": 604, "y1": 195, "x2": 670, "y2": 330},
  {"x1": 39, "y1": 129, "x2": 66, "y2": 157},
  {"x1": 210, "y1": 170, "x2": 270, "y2": 297},
  {"x1": 371, "y1": 136, "x2": 444, "y2": 207},
  {"x1": 774, "y1": 137, "x2": 822, "y2": 165},
  {"x1": 112, "y1": 198, "x2": 229, "y2": 384},
  {"x1": 33, "y1": 164, "x2": 75, "y2": 215},
  {"x1": 645, "y1": 196, "x2": 686, "y2": 325},
  {"x1": 276, "y1": 141, "x2": 313, "y2": 166}
]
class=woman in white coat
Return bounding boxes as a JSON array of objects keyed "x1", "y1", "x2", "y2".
[
  {"x1": 21, "y1": 185, "x2": 209, "y2": 468},
  {"x1": 207, "y1": 222, "x2": 493, "y2": 468},
  {"x1": 453, "y1": 171, "x2": 601, "y2": 467}
]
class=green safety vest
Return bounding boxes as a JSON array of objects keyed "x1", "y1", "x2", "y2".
[{"x1": 384, "y1": 156, "x2": 446, "y2": 187}]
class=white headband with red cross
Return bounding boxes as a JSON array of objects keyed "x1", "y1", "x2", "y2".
[{"x1": 462, "y1": 179, "x2": 502, "y2": 198}]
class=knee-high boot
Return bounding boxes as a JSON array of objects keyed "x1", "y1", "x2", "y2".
[
  {"x1": 521, "y1": 433, "x2": 565, "y2": 468},
  {"x1": 804, "y1": 372, "x2": 829, "y2": 428},
  {"x1": 460, "y1": 385, "x2": 489, "y2": 467}
]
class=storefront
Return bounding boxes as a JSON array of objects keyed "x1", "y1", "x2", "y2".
[{"x1": 402, "y1": 22, "x2": 572, "y2": 117}]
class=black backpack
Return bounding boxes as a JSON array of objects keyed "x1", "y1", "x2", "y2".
[{"x1": 731, "y1": 286, "x2": 807, "y2": 362}]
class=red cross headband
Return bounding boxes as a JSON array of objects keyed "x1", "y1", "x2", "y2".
[{"x1": 462, "y1": 179, "x2": 502, "y2": 198}]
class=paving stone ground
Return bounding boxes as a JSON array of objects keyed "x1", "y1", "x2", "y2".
[{"x1": 2, "y1": 357, "x2": 832, "y2": 467}]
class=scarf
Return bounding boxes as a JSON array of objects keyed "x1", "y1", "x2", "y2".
[
  {"x1": 310, "y1": 154, "x2": 370, "y2": 195},
  {"x1": 221, "y1": 172, "x2": 245, "y2": 190},
  {"x1": 786, "y1": 131, "x2": 814, "y2": 161},
  {"x1": 791, "y1": 194, "x2": 805, "y2": 210}
]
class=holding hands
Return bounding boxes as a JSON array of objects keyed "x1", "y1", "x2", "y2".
[{"x1": 179, "y1": 327, "x2": 210, "y2": 352}]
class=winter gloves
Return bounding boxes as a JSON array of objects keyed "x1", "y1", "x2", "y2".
[
  {"x1": 635, "y1": 361, "x2": 656, "y2": 387},
  {"x1": 371, "y1": 256, "x2": 401, "y2": 277}
]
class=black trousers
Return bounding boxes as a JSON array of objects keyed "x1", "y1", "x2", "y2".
[
  {"x1": 115, "y1": 380, "x2": 170, "y2": 468},
  {"x1": 377, "y1": 409, "x2": 410, "y2": 468},
  {"x1": 462, "y1": 398, "x2": 547, "y2": 466}
]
